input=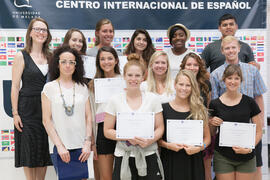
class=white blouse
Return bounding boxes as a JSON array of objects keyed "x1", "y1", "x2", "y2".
[{"x1": 42, "y1": 80, "x2": 89, "y2": 150}]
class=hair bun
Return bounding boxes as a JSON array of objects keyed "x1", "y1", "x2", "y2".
[{"x1": 127, "y1": 53, "x2": 141, "y2": 62}]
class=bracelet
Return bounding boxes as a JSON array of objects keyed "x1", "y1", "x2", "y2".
[{"x1": 13, "y1": 113, "x2": 19, "y2": 116}]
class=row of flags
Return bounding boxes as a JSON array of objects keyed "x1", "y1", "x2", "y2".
[
  {"x1": 0, "y1": 34, "x2": 265, "y2": 66},
  {"x1": 1, "y1": 130, "x2": 14, "y2": 152}
]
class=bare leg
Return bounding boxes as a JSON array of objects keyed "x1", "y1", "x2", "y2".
[
  {"x1": 216, "y1": 172, "x2": 235, "y2": 180},
  {"x1": 253, "y1": 167, "x2": 262, "y2": 180},
  {"x1": 204, "y1": 158, "x2": 213, "y2": 180},
  {"x1": 98, "y1": 154, "x2": 114, "y2": 180},
  {"x1": 23, "y1": 167, "x2": 35, "y2": 180},
  {"x1": 94, "y1": 159, "x2": 100, "y2": 180},
  {"x1": 35, "y1": 167, "x2": 47, "y2": 180},
  {"x1": 236, "y1": 171, "x2": 255, "y2": 180}
]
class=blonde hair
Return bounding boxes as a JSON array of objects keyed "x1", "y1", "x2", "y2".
[
  {"x1": 95, "y1": 18, "x2": 114, "y2": 46},
  {"x1": 221, "y1": 35, "x2": 240, "y2": 50},
  {"x1": 123, "y1": 53, "x2": 146, "y2": 76},
  {"x1": 175, "y1": 70, "x2": 208, "y2": 124},
  {"x1": 146, "y1": 51, "x2": 174, "y2": 95}
]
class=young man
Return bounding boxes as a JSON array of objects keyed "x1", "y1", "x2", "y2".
[
  {"x1": 211, "y1": 36, "x2": 266, "y2": 180},
  {"x1": 201, "y1": 13, "x2": 259, "y2": 72}
]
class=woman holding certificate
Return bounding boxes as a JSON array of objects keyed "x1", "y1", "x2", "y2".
[
  {"x1": 89, "y1": 46, "x2": 121, "y2": 180},
  {"x1": 209, "y1": 64, "x2": 262, "y2": 180},
  {"x1": 159, "y1": 70, "x2": 211, "y2": 180},
  {"x1": 141, "y1": 51, "x2": 175, "y2": 103},
  {"x1": 42, "y1": 45, "x2": 92, "y2": 180},
  {"x1": 104, "y1": 54, "x2": 164, "y2": 180}
]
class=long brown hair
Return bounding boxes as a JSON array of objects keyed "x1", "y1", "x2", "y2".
[
  {"x1": 180, "y1": 52, "x2": 210, "y2": 98},
  {"x1": 24, "y1": 17, "x2": 52, "y2": 60},
  {"x1": 63, "y1": 28, "x2": 87, "y2": 55}
]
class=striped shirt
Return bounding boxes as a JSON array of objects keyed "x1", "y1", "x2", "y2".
[{"x1": 210, "y1": 62, "x2": 267, "y2": 99}]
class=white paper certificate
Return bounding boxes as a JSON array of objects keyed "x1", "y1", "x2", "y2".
[
  {"x1": 116, "y1": 112, "x2": 155, "y2": 139},
  {"x1": 219, "y1": 122, "x2": 256, "y2": 149},
  {"x1": 167, "y1": 120, "x2": 203, "y2": 146},
  {"x1": 94, "y1": 78, "x2": 126, "y2": 103},
  {"x1": 82, "y1": 55, "x2": 96, "y2": 79}
]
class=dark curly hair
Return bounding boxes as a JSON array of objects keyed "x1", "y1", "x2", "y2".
[{"x1": 49, "y1": 45, "x2": 86, "y2": 85}]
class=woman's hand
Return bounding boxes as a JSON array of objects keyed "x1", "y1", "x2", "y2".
[
  {"x1": 166, "y1": 142, "x2": 184, "y2": 152},
  {"x1": 57, "y1": 144, "x2": 70, "y2": 163},
  {"x1": 13, "y1": 115, "x2": 23, "y2": 132},
  {"x1": 232, "y1": 146, "x2": 252, "y2": 154},
  {"x1": 209, "y1": 116, "x2": 223, "y2": 127},
  {"x1": 128, "y1": 139, "x2": 138, "y2": 146},
  {"x1": 134, "y1": 137, "x2": 153, "y2": 148},
  {"x1": 79, "y1": 141, "x2": 91, "y2": 162},
  {"x1": 184, "y1": 145, "x2": 202, "y2": 155}
]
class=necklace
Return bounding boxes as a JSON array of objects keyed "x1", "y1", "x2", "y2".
[{"x1": 58, "y1": 80, "x2": 75, "y2": 116}]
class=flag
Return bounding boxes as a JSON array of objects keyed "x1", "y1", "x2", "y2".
[
  {"x1": 0, "y1": 61, "x2": 7, "y2": 66},
  {"x1": 0, "y1": 55, "x2": 7, "y2": 60},
  {"x1": 163, "y1": 37, "x2": 169, "y2": 42},
  {"x1": 190, "y1": 37, "x2": 195, "y2": 41},
  {"x1": 196, "y1": 43, "x2": 203, "y2": 47},
  {"x1": 2, "y1": 147, "x2": 10, "y2": 151},
  {"x1": 17, "y1": 43, "x2": 25, "y2": 48},
  {"x1": 0, "y1": 43, "x2": 6, "y2": 48},
  {"x1": 2, "y1": 141, "x2": 9, "y2": 146},
  {"x1": 257, "y1": 58, "x2": 264, "y2": 62},
  {"x1": 8, "y1": 61, "x2": 13, "y2": 66},
  {"x1": 188, "y1": 43, "x2": 195, "y2": 48},
  {"x1": 0, "y1": 37, "x2": 6, "y2": 42},
  {"x1": 257, "y1": 52, "x2": 264, "y2": 56},
  {"x1": 8, "y1": 43, "x2": 16, "y2": 48},
  {"x1": 1, "y1": 135, "x2": 9, "y2": 140},
  {"x1": 0, "y1": 49, "x2": 6, "y2": 54},
  {"x1": 8, "y1": 49, "x2": 16, "y2": 55},
  {"x1": 8, "y1": 37, "x2": 15, "y2": 42},
  {"x1": 251, "y1": 36, "x2": 257, "y2": 40},
  {"x1": 113, "y1": 43, "x2": 121, "y2": 49},
  {"x1": 1, "y1": 130, "x2": 9, "y2": 134},
  {"x1": 16, "y1": 37, "x2": 24, "y2": 42},
  {"x1": 196, "y1": 48, "x2": 204, "y2": 53},
  {"x1": 11, "y1": 140, "x2": 15, "y2": 145},
  {"x1": 122, "y1": 37, "x2": 129, "y2": 42},
  {"x1": 196, "y1": 37, "x2": 203, "y2": 41},
  {"x1": 113, "y1": 38, "x2": 121, "y2": 43},
  {"x1": 155, "y1": 37, "x2": 163, "y2": 42},
  {"x1": 10, "y1": 130, "x2": 14, "y2": 134}
]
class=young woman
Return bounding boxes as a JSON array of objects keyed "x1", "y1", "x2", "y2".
[
  {"x1": 124, "y1": 29, "x2": 155, "y2": 67},
  {"x1": 180, "y1": 52, "x2": 212, "y2": 180},
  {"x1": 104, "y1": 54, "x2": 164, "y2": 180},
  {"x1": 159, "y1": 70, "x2": 211, "y2": 180},
  {"x1": 42, "y1": 45, "x2": 92, "y2": 180},
  {"x1": 11, "y1": 17, "x2": 52, "y2": 180},
  {"x1": 141, "y1": 51, "x2": 175, "y2": 103},
  {"x1": 209, "y1": 64, "x2": 262, "y2": 180},
  {"x1": 166, "y1": 23, "x2": 194, "y2": 78},
  {"x1": 63, "y1": 28, "x2": 87, "y2": 55},
  {"x1": 87, "y1": 18, "x2": 117, "y2": 57},
  {"x1": 89, "y1": 46, "x2": 121, "y2": 180}
]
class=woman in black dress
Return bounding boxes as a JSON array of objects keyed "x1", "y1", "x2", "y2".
[
  {"x1": 159, "y1": 70, "x2": 211, "y2": 180},
  {"x1": 11, "y1": 18, "x2": 52, "y2": 180}
]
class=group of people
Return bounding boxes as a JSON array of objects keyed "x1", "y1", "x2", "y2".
[{"x1": 10, "y1": 13, "x2": 266, "y2": 180}]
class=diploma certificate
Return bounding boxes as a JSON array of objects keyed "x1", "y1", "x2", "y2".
[
  {"x1": 167, "y1": 120, "x2": 203, "y2": 146},
  {"x1": 219, "y1": 122, "x2": 256, "y2": 149},
  {"x1": 82, "y1": 55, "x2": 96, "y2": 79},
  {"x1": 94, "y1": 78, "x2": 126, "y2": 103},
  {"x1": 116, "y1": 112, "x2": 155, "y2": 139}
]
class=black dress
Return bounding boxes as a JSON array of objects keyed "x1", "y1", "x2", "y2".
[
  {"x1": 160, "y1": 103, "x2": 205, "y2": 180},
  {"x1": 15, "y1": 51, "x2": 52, "y2": 167}
]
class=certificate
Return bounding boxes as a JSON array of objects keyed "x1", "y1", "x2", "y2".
[
  {"x1": 219, "y1": 122, "x2": 256, "y2": 149},
  {"x1": 94, "y1": 78, "x2": 126, "y2": 103},
  {"x1": 82, "y1": 55, "x2": 96, "y2": 79},
  {"x1": 119, "y1": 56, "x2": 128, "y2": 74},
  {"x1": 167, "y1": 120, "x2": 203, "y2": 146},
  {"x1": 116, "y1": 112, "x2": 155, "y2": 139}
]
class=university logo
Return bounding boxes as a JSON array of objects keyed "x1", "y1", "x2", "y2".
[{"x1": 14, "y1": 0, "x2": 32, "y2": 8}]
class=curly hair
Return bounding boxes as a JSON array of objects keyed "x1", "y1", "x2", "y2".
[
  {"x1": 175, "y1": 70, "x2": 208, "y2": 125},
  {"x1": 49, "y1": 45, "x2": 86, "y2": 85},
  {"x1": 124, "y1": 29, "x2": 155, "y2": 66},
  {"x1": 63, "y1": 28, "x2": 87, "y2": 55},
  {"x1": 180, "y1": 52, "x2": 210, "y2": 100}
]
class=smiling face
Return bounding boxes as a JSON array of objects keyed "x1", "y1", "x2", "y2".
[
  {"x1": 124, "y1": 65, "x2": 144, "y2": 89},
  {"x1": 99, "y1": 51, "x2": 118, "y2": 75},
  {"x1": 134, "y1": 33, "x2": 147, "y2": 53},
  {"x1": 58, "y1": 52, "x2": 76, "y2": 78},
  {"x1": 151, "y1": 55, "x2": 168, "y2": 76},
  {"x1": 96, "y1": 23, "x2": 114, "y2": 46},
  {"x1": 174, "y1": 74, "x2": 191, "y2": 100},
  {"x1": 219, "y1": 19, "x2": 238, "y2": 38},
  {"x1": 221, "y1": 39, "x2": 240, "y2": 63},
  {"x1": 68, "y1": 31, "x2": 83, "y2": 52},
  {"x1": 30, "y1": 21, "x2": 48, "y2": 44},
  {"x1": 224, "y1": 73, "x2": 241, "y2": 92},
  {"x1": 171, "y1": 29, "x2": 187, "y2": 49},
  {"x1": 184, "y1": 57, "x2": 199, "y2": 76}
]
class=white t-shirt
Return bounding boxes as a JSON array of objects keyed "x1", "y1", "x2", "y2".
[
  {"x1": 105, "y1": 91, "x2": 162, "y2": 157},
  {"x1": 165, "y1": 48, "x2": 193, "y2": 79},
  {"x1": 140, "y1": 81, "x2": 175, "y2": 104},
  {"x1": 42, "y1": 80, "x2": 89, "y2": 150}
]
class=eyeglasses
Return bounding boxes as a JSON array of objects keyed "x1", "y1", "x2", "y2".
[
  {"x1": 32, "y1": 27, "x2": 48, "y2": 34},
  {"x1": 59, "y1": 59, "x2": 77, "y2": 66}
]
